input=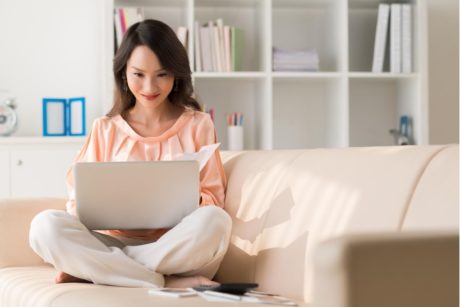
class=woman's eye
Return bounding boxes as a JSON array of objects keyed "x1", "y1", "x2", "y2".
[
  {"x1": 133, "y1": 73, "x2": 143, "y2": 78},
  {"x1": 158, "y1": 73, "x2": 169, "y2": 78}
]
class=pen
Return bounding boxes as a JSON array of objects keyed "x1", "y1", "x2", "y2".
[
  {"x1": 203, "y1": 290, "x2": 241, "y2": 301},
  {"x1": 226, "y1": 112, "x2": 244, "y2": 127}
]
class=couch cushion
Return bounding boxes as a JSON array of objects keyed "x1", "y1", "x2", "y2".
[
  {"x1": 0, "y1": 267, "x2": 307, "y2": 307},
  {"x1": 217, "y1": 145, "x2": 449, "y2": 302},
  {"x1": 402, "y1": 146, "x2": 459, "y2": 231},
  {"x1": 0, "y1": 198, "x2": 66, "y2": 268}
]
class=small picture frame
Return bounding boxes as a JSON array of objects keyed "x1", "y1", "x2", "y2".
[
  {"x1": 67, "y1": 97, "x2": 86, "y2": 136},
  {"x1": 42, "y1": 98, "x2": 67, "y2": 136}
]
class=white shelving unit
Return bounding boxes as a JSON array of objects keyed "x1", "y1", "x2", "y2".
[{"x1": 106, "y1": 0, "x2": 428, "y2": 150}]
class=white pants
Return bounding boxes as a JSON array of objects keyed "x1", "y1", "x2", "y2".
[{"x1": 29, "y1": 206, "x2": 232, "y2": 288}]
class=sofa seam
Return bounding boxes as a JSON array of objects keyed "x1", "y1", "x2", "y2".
[{"x1": 397, "y1": 145, "x2": 450, "y2": 231}]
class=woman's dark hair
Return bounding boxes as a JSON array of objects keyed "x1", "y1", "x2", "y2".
[{"x1": 107, "y1": 19, "x2": 201, "y2": 117}]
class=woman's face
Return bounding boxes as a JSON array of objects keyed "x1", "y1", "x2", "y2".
[{"x1": 125, "y1": 45, "x2": 174, "y2": 109}]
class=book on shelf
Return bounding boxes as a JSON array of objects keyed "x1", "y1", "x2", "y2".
[
  {"x1": 231, "y1": 27, "x2": 244, "y2": 72},
  {"x1": 390, "y1": 3, "x2": 402, "y2": 73},
  {"x1": 207, "y1": 21, "x2": 218, "y2": 72},
  {"x1": 194, "y1": 19, "x2": 243, "y2": 72},
  {"x1": 194, "y1": 21, "x2": 202, "y2": 72},
  {"x1": 272, "y1": 47, "x2": 319, "y2": 72},
  {"x1": 372, "y1": 3, "x2": 390, "y2": 73},
  {"x1": 216, "y1": 18, "x2": 227, "y2": 72},
  {"x1": 401, "y1": 3, "x2": 412, "y2": 73},
  {"x1": 211, "y1": 21, "x2": 223, "y2": 72},
  {"x1": 372, "y1": 3, "x2": 413, "y2": 74},
  {"x1": 223, "y1": 26, "x2": 231, "y2": 72},
  {"x1": 118, "y1": 8, "x2": 127, "y2": 34},
  {"x1": 114, "y1": 10, "x2": 123, "y2": 49},
  {"x1": 200, "y1": 26, "x2": 213, "y2": 72},
  {"x1": 176, "y1": 26, "x2": 188, "y2": 49}
]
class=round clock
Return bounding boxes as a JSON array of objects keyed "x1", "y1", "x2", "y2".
[{"x1": 0, "y1": 98, "x2": 17, "y2": 136}]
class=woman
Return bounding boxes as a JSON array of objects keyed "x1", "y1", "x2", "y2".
[{"x1": 29, "y1": 19, "x2": 231, "y2": 289}]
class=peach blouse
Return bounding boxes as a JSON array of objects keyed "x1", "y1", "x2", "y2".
[{"x1": 65, "y1": 110, "x2": 226, "y2": 238}]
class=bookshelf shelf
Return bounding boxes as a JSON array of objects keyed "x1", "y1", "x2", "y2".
[
  {"x1": 348, "y1": 72, "x2": 418, "y2": 79},
  {"x1": 195, "y1": 0, "x2": 260, "y2": 8},
  {"x1": 193, "y1": 72, "x2": 266, "y2": 79},
  {"x1": 272, "y1": 72, "x2": 343, "y2": 79},
  {"x1": 105, "y1": 0, "x2": 428, "y2": 149}
]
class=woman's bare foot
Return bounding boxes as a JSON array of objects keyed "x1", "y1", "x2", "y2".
[
  {"x1": 55, "y1": 271, "x2": 91, "y2": 284},
  {"x1": 164, "y1": 275, "x2": 219, "y2": 288}
]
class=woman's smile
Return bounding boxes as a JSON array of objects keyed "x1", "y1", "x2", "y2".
[{"x1": 141, "y1": 93, "x2": 160, "y2": 101}]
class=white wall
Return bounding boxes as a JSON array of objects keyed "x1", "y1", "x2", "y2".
[
  {"x1": 0, "y1": 0, "x2": 108, "y2": 136},
  {"x1": 426, "y1": 0, "x2": 459, "y2": 144}
]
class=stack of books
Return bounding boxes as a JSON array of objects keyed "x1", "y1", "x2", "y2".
[
  {"x1": 194, "y1": 19, "x2": 244, "y2": 72},
  {"x1": 272, "y1": 47, "x2": 319, "y2": 72},
  {"x1": 372, "y1": 3, "x2": 413, "y2": 73},
  {"x1": 113, "y1": 8, "x2": 144, "y2": 49},
  {"x1": 113, "y1": 9, "x2": 188, "y2": 50}
]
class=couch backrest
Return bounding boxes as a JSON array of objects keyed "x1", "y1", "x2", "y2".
[
  {"x1": 216, "y1": 145, "x2": 458, "y2": 302},
  {"x1": 402, "y1": 146, "x2": 459, "y2": 231}
]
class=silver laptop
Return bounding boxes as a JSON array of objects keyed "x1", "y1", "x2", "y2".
[{"x1": 74, "y1": 160, "x2": 200, "y2": 230}]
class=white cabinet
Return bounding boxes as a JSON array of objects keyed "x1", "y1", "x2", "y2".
[
  {"x1": 0, "y1": 138, "x2": 85, "y2": 198},
  {"x1": 105, "y1": 0, "x2": 427, "y2": 149},
  {"x1": 10, "y1": 149, "x2": 79, "y2": 197}
]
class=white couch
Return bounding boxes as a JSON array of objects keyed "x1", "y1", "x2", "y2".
[{"x1": 0, "y1": 145, "x2": 458, "y2": 307}]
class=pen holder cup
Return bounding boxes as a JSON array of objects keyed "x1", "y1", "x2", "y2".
[{"x1": 227, "y1": 126, "x2": 244, "y2": 151}]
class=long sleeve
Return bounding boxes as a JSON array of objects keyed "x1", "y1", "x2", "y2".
[{"x1": 194, "y1": 114, "x2": 227, "y2": 208}]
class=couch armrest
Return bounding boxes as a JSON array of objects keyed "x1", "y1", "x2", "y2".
[
  {"x1": 313, "y1": 232, "x2": 458, "y2": 307},
  {"x1": 0, "y1": 198, "x2": 66, "y2": 268}
]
